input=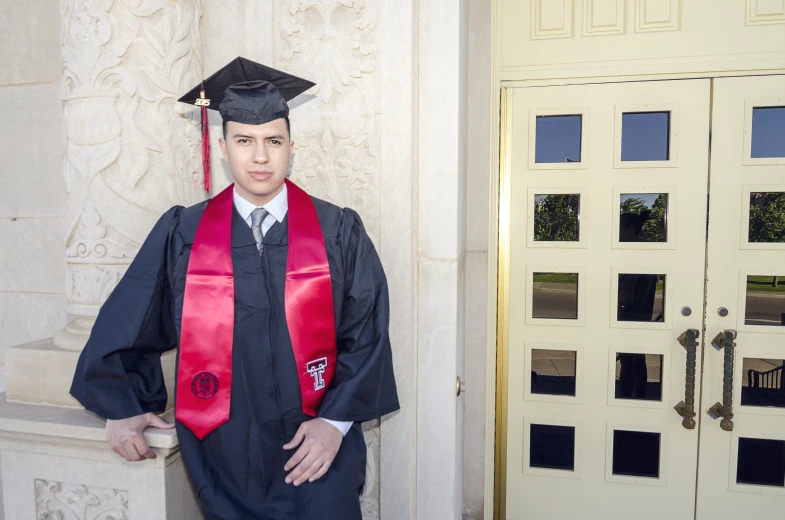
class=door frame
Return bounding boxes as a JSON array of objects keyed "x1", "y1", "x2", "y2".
[{"x1": 483, "y1": 4, "x2": 785, "y2": 520}]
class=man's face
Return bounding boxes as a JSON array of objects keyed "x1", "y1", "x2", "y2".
[{"x1": 218, "y1": 118, "x2": 293, "y2": 206}]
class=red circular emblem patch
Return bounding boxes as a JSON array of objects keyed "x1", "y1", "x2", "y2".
[{"x1": 191, "y1": 372, "x2": 219, "y2": 400}]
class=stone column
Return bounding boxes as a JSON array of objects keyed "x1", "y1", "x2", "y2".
[
  {"x1": 54, "y1": 0, "x2": 206, "y2": 352},
  {"x1": 416, "y1": 1, "x2": 468, "y2": 518},
  {"x1": 0, "y1": 2, "x2": 207, "y2": 518},
  {"x1": 6, "y1": 0, "x2": 206, "y2": 406}
]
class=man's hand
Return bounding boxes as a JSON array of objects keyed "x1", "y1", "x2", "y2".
[
  {"x1": 283, "y1": 418, "x2": 343, "y2": 486},
  {"x1": 106, "y1": 412, "x2": 175, "y2": 462}
]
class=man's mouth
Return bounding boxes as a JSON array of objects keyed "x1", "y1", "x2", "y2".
[{"x1": 249, "y1": 171, "x2": 272, "y2": 180}]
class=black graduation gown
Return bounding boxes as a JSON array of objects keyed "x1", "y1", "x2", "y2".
[{"x1": 70, "y1": 196, "x2": 400, "y2": 520}]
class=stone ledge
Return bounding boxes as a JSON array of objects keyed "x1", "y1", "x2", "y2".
[
  {"x1": 5, "y1": 337, "x2": 176, "y2": 410},
  {"x1": 0, "y1": 394, "x2": 179, "y2": 457},
  {"x1": 0, "y1": 397, "x2": 198, "y2": 519}
]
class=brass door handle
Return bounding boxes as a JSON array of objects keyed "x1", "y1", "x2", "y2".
[
  {"x1": 456, "y1": 376, "x2": 465, "y2": 396},
  {"x1": 674, "y1": 329, "x2": 699, "y2": 429},
  {"x1": 709, "y1": 329, "x2": 737, "y2": 431}
]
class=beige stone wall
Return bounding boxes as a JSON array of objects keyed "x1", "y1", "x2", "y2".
[
  {"x1": 0, "y1": 1, "x2": 67, "y2": 364},
  {"x1": 464, "y1": 1, "x2": 493, "y2": 518}
]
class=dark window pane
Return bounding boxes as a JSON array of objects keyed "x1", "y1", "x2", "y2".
[
  {"x1": 531, "y1": 350, "x2": 577, "y2": 396},
  {"x1": 617, "y1": 274, "x2": 666, "y2": 323},
  {"x1": 532, "y1": 273, "x2": 579, "y2": 320},
  {"x1": 534, "y1": 194, "x2": 580, "y2": 242},
  {"x1": 741, "y1": 358, "x2": 785, "y2": 408},
  {"x1": 745, "y1": 276, "x2": 785, "y2": 326},
  {"x1": 530, "y1": 424, "x2": 575, "y2": 471},
  {"x1": 737, "y1": 438, "x2": 785, "y2": 487},
  {"x1": 612, "y1": 430, "x2": 661, "y2": 478},
  {"x1": 535, "y1": 115, "x2": 582, "y2": 163},
  {"x1": 751, "y1": 107, "x2": 785, "y2": 159},
  {"x1": 748, "y1": 192, "x2": 785, "y2": 243},
  {"x1": 621, "y1": 112, "x2": 670, "y2": 161},
  {"x1": 620, "y1": 194, "x2": 668, "y2": 243},
  {"x1": 615, "y1": 354, "x2": 663, "y2": 401}
]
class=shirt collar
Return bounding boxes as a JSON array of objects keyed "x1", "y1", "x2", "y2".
[{"x1": 232, "y1": 183, "x2": 288, "y2": 224}]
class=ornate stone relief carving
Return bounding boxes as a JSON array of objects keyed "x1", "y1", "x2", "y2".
[
  {"x1": 275, "y1": 3, "x2": 382, "y2": 517},
  {"x1": 57, "y1": 0, "x2": 206, "y2": 349},
  {"x1": 275, "y1": 0, "x2": 381, "y2": 244},
  {"x1": 361, "y1": 422, "x2": 381, "y2": 520},
  {"x1": 35, "y1": 479, "x2": 128, "y2": 520}
]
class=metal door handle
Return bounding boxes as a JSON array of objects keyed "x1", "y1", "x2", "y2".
[
  {"x1": 674, "y1": 329, "x2": 699, "y2": 429},
  {"x1": 709, "y1": 329, "x2": 737, "y2": 431}
]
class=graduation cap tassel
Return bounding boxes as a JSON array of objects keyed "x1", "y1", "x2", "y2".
[{"x1": 196, "y1": 88, "x2": 211, "y2": 192}]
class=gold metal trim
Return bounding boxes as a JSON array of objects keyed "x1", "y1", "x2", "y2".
[{"x1": 493, "y1": 87, "x2": 511, "y2": 520}]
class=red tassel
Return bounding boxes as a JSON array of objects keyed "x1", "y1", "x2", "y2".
[{"x1": 200, "y1": 89, "x2": 211, "y2": 192}]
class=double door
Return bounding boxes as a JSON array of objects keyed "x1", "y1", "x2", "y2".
[{"x1": 501, "y1": 76, "x2": 785, "y2": 519}]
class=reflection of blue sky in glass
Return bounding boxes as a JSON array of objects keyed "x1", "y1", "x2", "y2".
[
  {"x1": 751, "y1": 107, "x2": 785, "y2": 158},
  {"x1": 621, "y1": 112, "x2": 670, "y2": 161},
  {"x1": 535, "y1": 115, "x2": 582, "y2": 163},
  {"x1": 621, "y1": 193, "x2": 660, "y2": 208}
]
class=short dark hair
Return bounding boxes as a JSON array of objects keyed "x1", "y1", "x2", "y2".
[{"x1": 222, "y1": 117, "x2": 290, "y2": 139}]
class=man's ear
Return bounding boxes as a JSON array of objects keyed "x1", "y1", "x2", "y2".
[{"x1": 218, "y1": 136, "x2": 227, "y2": 157}]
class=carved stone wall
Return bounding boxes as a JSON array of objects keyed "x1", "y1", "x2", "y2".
[
  {"x1": 360, "y1": 420, "x2": 380, "y2": 519},
  {"x1": 272, "y1": 3, "x2": 383, "y2": 518},
  {"x1": 274, "y1": 0, "x2": 381, "y2": 244},
  {"x1": 35, "y1": 479, "x2": 128, "y2": 520},
  {"x1": 56, "y1": 0, "x2": 206, "y2": 350}
]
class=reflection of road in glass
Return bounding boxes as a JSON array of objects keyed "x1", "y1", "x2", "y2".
[
  {"x1": 532, "y1": 282, "x2": 578, "y2": 319},
  {"x1": 530, "y1": 349, "x2": 576, "y2": 396},
  {"x1": 745, "y1": 292, "x2": 785, "y2": 326}
]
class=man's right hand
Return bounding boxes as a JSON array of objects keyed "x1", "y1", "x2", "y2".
[{"x1": 106, "y1": 413, "x2": 175, "y2": 462}]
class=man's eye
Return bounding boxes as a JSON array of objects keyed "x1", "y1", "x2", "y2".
[
  {"x1": 237, "y1": 139, "x2": 250, "y2": 144},
  {"x1": 270, "y1": 140, "x2": 280, "y2": 145}
]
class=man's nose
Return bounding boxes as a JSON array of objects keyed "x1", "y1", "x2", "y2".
[{"x1": 253, "y1": 143, "x2": 268, "y2": 163}]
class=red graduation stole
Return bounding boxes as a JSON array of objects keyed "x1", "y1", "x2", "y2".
[{"x1": 175, "y1": 180, "x2": 337, "y2": 440}]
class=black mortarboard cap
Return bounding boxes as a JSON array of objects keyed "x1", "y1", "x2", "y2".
[
  {"x1": 178, "y1": 56, "x2": 315, "y2": 125},
  {"x1": 179, "y1": 57, "x2": 314, "y2": 191}
]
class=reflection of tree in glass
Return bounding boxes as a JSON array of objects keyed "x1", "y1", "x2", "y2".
[
  {"x1": 749, "y1": 192, "x2": 785, "y2": 243},
  {"x1": 641, "y1": 194, "x2": 667, "y2": 242},
  {"x1": 620, "y1": 197, "x2": 648, "y2": 216},
  {"x1": 619, "y1": 194, "x2": 666, "y2": 242},
  {"x1": 534, "y1": 194, "x2": 579, "y2": 241}
]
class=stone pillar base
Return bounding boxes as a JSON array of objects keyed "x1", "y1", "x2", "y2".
[
  {"x1": 5, "y1": 338, "x2": 176, "y2": 409},
  {"x1": 0, "y1": 397, "x2": 199, "y2": 519}
]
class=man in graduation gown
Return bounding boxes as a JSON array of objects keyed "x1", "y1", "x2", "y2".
[{"x1": 70, "y1": 57, "x2": 399, "y2": 520}]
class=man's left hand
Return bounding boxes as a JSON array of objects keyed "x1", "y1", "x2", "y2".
[{"x1": 283, "y1": 418, "x2": 343, "y2": 486}]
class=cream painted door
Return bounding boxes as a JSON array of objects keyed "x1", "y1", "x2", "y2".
[
  {"x1": 503, "y1": 79, "x2": 711, "y2": 519},
  {"x1": 696, "y1": 75, "x2": 785, "y2": 518}
]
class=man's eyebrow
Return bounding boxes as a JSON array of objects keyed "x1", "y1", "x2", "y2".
[
  {"x1": 231, "y1": 133, "x2": 254, "y2": 139},
  {"x1": 265, "y1": 134, "x2": 286, "y2": 140}
]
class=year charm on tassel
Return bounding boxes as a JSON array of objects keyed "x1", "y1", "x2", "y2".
[
  {"x1": 196, "y1": 89, "x2": 212, "y2": 192},
  {"x1": 194, "y1": 90, "x2": 211, "y2": 107}
]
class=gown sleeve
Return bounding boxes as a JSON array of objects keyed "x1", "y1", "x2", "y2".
[
  {"x1": 317, "y1": 209, "x2": 400, "y2": 423},
  {"x1": 70, "y1": 206, "x2": 183, "y2": 420}
]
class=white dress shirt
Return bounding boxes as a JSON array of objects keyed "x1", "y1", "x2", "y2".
[{"x1": 233, "y1": 185, "x2": 352, "y2": 437}]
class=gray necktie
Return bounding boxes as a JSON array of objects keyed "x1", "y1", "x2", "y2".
[{"x1": 250, "y1": 207, "x2": 269, "y2": 254}]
